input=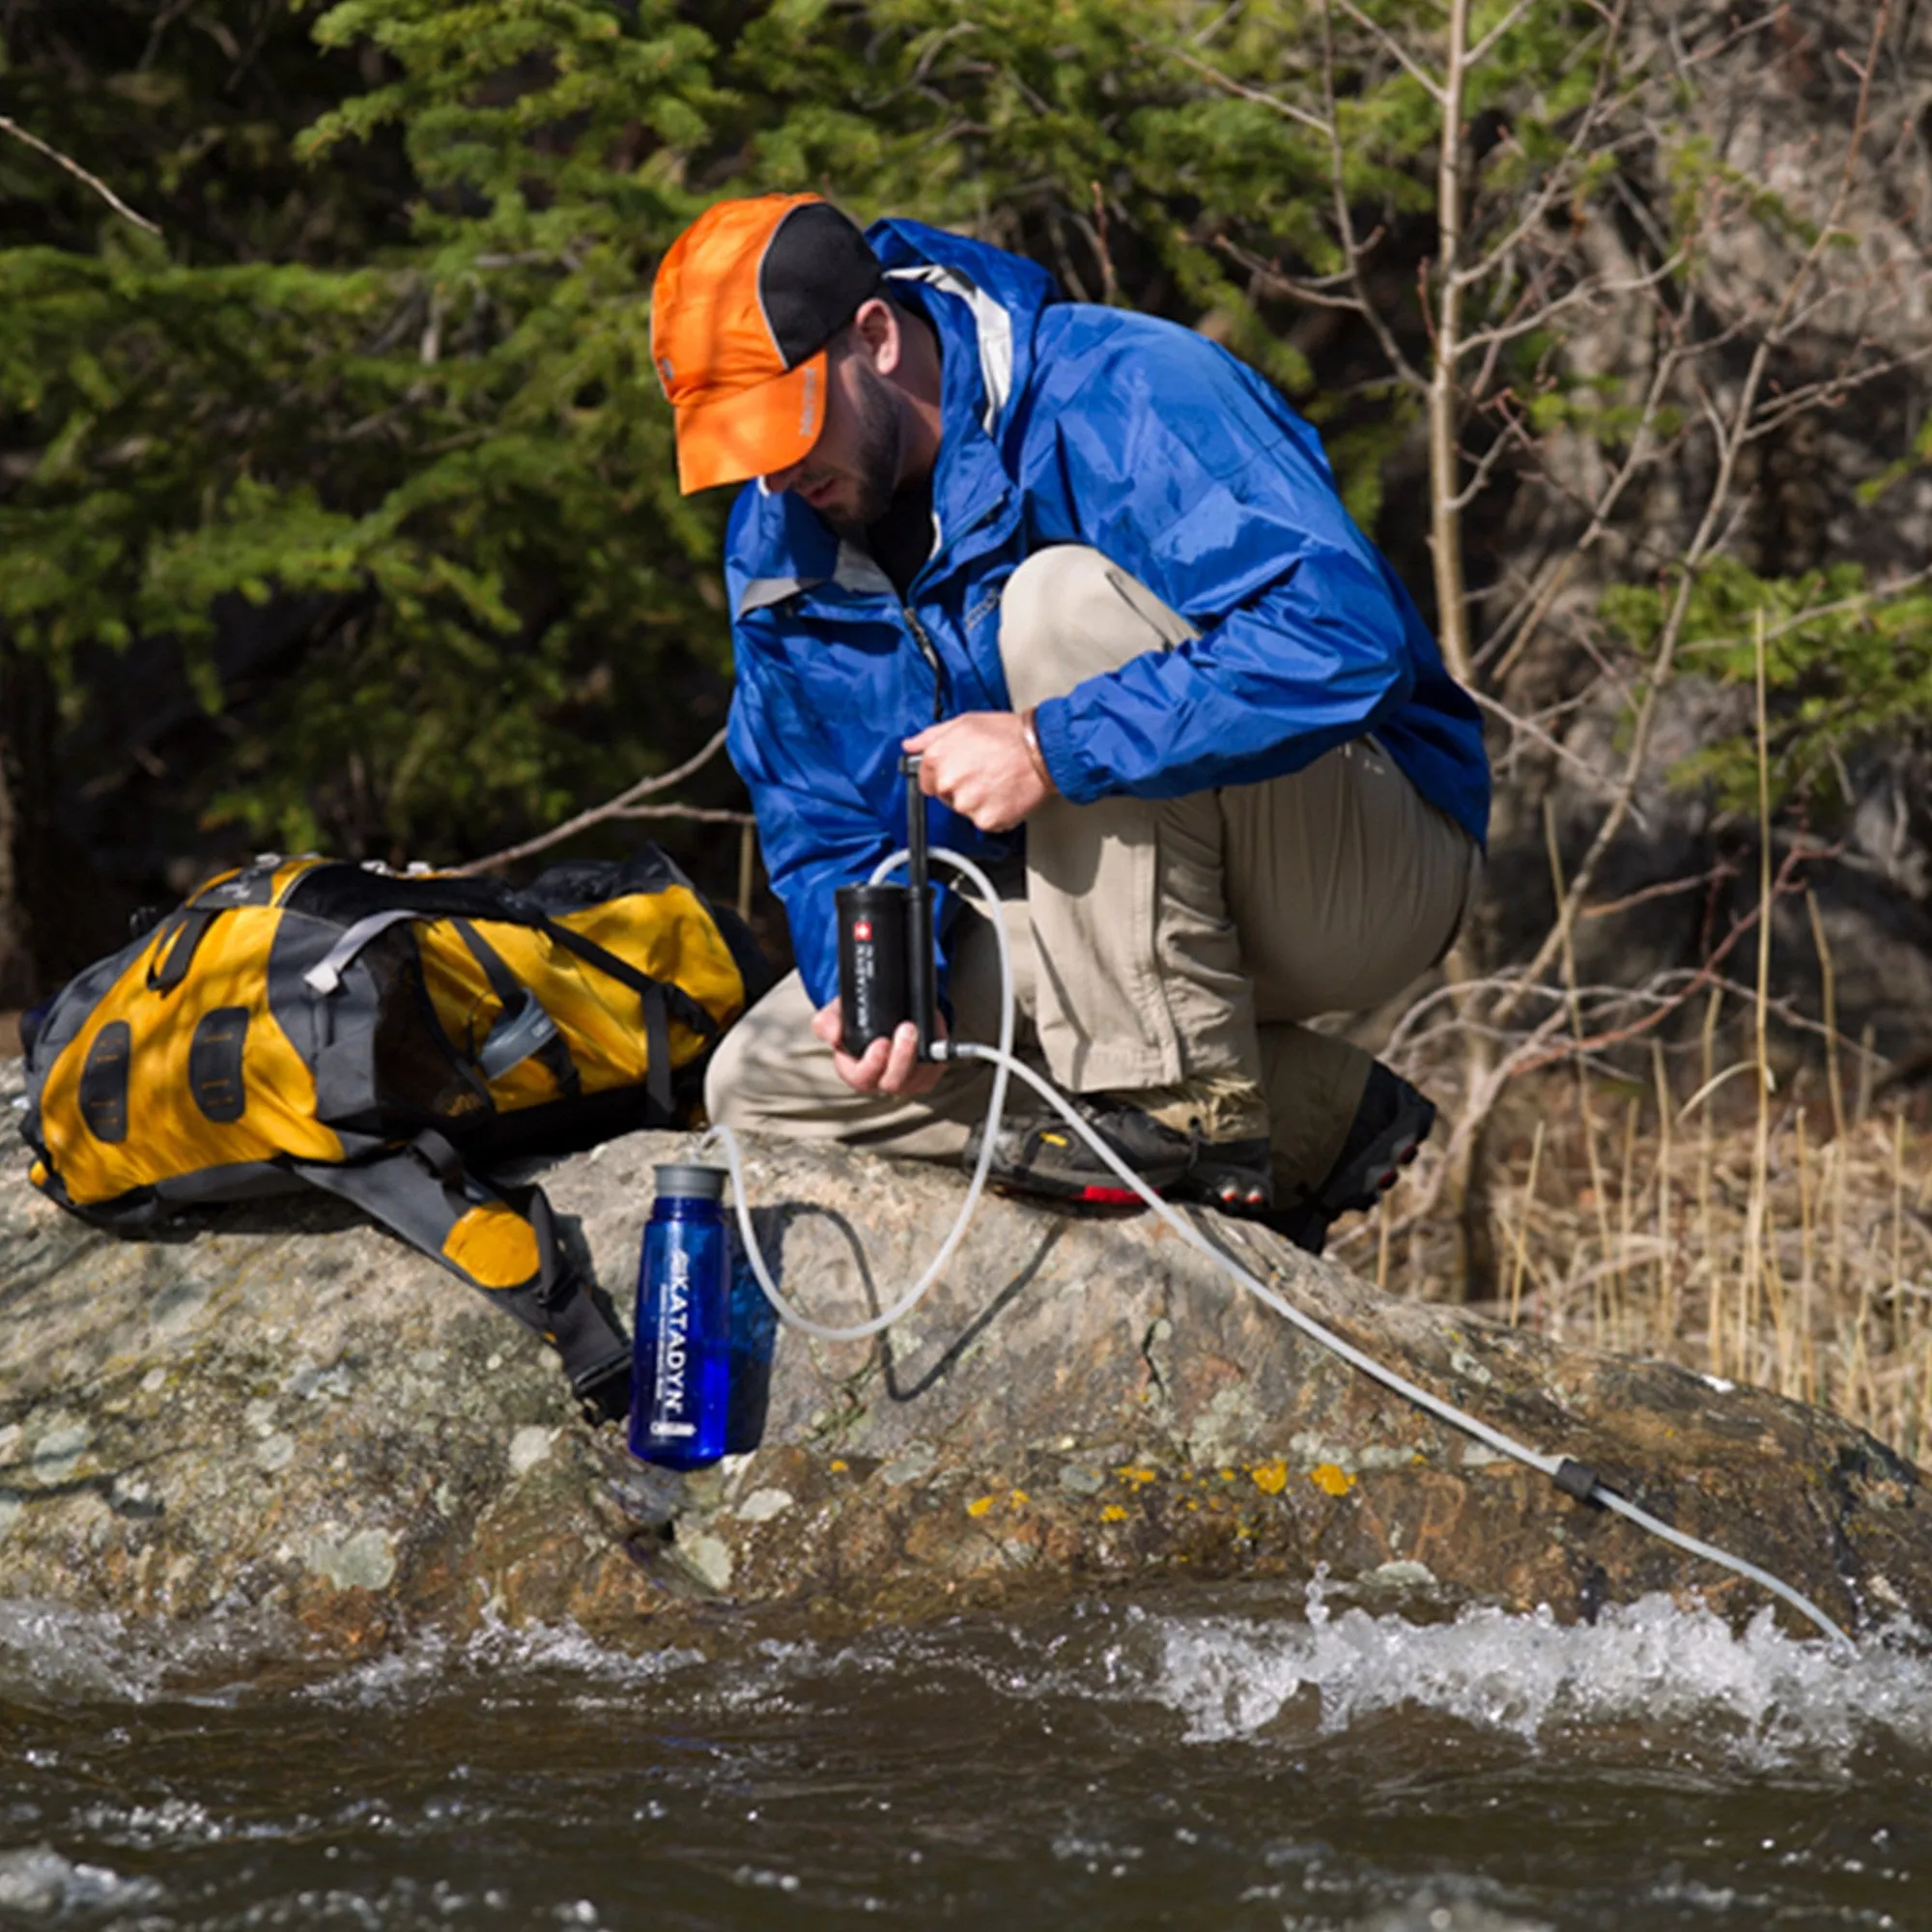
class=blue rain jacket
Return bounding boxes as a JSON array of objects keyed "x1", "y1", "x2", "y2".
[{"x1": 724, "y1": 220, "x2": 1490, "y2": 1009}]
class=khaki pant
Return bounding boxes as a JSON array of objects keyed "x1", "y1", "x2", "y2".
[{"x1": 706, "y1": 546, "x2": 1479, "y2": 1194}]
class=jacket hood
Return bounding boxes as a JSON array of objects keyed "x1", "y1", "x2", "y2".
[
  {"x1": 724, "y1": 221, "x2": 1062, "y2": 603},
  {"x1": 866, "y1": 217, "x2": 1060, "y2": 443}
]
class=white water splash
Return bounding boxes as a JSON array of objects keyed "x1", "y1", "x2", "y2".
[
  {"x1": 0, "y1": 1844, "x2": 164, "y2": 1919},
  {"x1": 299, "y1": 1611, "x2": 706, "y2": 1709},
  {"x1": 1144, "y1": 1582, "x2": 1932, "y2": 1763},
  {"x1": 7, "y1": 1585, "x2": 1930, "y2": 1781},
  {"x1": 0, "y1": 1603, "x2": 151, "y2": 1704},
  {"x1": 0, "y1": 1600, "x2": 284, "y2": 1708},
  {"x1": 0, "y1": 1597, "x2": 703, "y2": 1713},
  {"x1": 327, "y1": 1589, "x2": 1932, "y2": 1779}
]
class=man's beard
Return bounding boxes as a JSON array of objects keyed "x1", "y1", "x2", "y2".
[{"x1": 818, "y1": 356, "x2": 903, "y2": 538}]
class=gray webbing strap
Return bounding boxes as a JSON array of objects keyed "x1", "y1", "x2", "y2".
[
  {"x1": 449, "y1": 918, "x2": 582, "y2": 1097},
  {"x1": 302, "y1": 909, "x2": 421, "y2": 995},
  {"x1": 147, "y1": 907, "x2": 222, "y2": 992}
]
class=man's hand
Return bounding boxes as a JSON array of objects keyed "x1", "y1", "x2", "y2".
[
  {"x1": 903, "y1": 711, "x2": 1055, "y2": 833},
  {"x1": 813, "y1": 998, "x2": 948, "y2": 1099}
]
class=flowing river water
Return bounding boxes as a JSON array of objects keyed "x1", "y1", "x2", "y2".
[{"x1": 2, "y1": 1580, "x2": 1928, "y2": 1931}]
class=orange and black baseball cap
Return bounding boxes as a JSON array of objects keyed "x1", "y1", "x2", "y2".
[{"x1": 652, "y1": 194, "x2": 886, "y2": 495}]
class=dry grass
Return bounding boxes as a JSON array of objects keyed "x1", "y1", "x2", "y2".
[
  {"x1": 1347, "y1": 1044, "x2": 1932, "y2": 1467},
  {"x1": 1352, "y1": 609, "x2": 1932, "y2": 1463}
]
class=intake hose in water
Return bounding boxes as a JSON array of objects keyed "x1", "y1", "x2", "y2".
[{"x1": 709, "y1": 846, "x2": 1855, "y2": 1651}]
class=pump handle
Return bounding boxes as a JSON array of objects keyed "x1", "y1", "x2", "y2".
[{"x1": 899, "y1": 753, "x2": 938, "y2": 1061}]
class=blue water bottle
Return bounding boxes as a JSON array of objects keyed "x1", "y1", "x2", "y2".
[{"x1": 630, "y1": 1163, "x2": 731, "y2": 1469}]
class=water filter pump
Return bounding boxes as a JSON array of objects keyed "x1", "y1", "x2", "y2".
[{"x1": 835, "y1": 753, "x2": 938, "y2": 1062}]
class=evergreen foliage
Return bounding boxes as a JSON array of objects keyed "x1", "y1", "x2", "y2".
[
  {"x1": 1, "y1": 0, "x2": 1924, "y2": 991},
  {"x1": 1612, "y1": 558, "x2": 1932, "y2": 819},
  {"x1": 0, "y1": 0, "x2": 1588, "y2": 950}
]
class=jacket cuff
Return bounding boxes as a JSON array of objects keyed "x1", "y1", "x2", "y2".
[{"x1": 1030, "y1": 696, "x2": 1103, "y2": 806}]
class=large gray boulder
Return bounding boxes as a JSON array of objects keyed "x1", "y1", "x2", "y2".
[{"x1": 3, "y1": 1054, "x2": 1926, "y2": 1655}]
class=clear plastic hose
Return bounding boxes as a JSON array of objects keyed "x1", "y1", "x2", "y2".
[
  {"x1": 944, "y1": 1044, "x2": 1852, "y2": 1651},
  {"x1": 710, "y1": 847, "x2": 1855, "y2": 1650},
  {"x1": 712, "y1": 846, "x2": 1013, "y2": 1342}
]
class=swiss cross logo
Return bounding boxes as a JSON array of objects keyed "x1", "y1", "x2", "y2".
[{"x1": 853, "y1": 920, "x2": 873, "y2": 942}]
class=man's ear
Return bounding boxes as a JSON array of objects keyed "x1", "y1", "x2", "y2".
[{"x1": 848, "y1": 297, "x2": 901, "y2": 378}]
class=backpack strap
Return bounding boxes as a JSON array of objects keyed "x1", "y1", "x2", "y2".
[
  {"x1": 302, "y1": 909, "x2": 422, "y2": 995},
  {"x1": 524, "y1": 915, "x2": 703, "y2": 1118},
  {"x1": 147, "y1": 906, "x2": 225, "y2": 992},
  {"x1": 448, "y1": 919, "x2": 582, "y2": 1099},
  {"x1": 527, "y1": 912, "x2": 719, "y2": 1043},
  {"x1": 639, "y1": 982, "x2": 673, "y2": 1119},
  {"x1": 298, "y1": 895, "x2": 694, "y2": 1117},
  {"x1": 291, "y1": 1130, "x2": 631, "y2": 1407}
]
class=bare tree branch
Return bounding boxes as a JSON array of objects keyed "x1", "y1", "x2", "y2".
[
  {"x1": 1742, "y1": 342, "x2": 1932, "y2": 442},
  {"x1": 1215, "y1": 234, "x2": 1369, "y2": 313},
  {"x1": 1464, "y1": 0, "x2": 1539, "y2": 68},
  {"x1": 1331, "y1": 0, "x2": 1446, "y2": 104},
  {"x1": 1161, "y1": 44, "x2": 1333, "y2": 136},
  {"x1": 1317, "y1": 0, "x2": 1430, "y2": 394},
  {"x1": 0, "y1": 115, "x2": 161, "y2": 236},
  {"x1": 1479, "y1": 320, "x2": 1690, "y2": 683},
  {"x1": 1491, "y1": 0, "x2": 1898, "y2": 1027},
  {"x1": 1467, "y1": 684, "x2": 1650, "y2": 818},
  {"x1": 1455, "y1": 0, "x2": 1637, "y2": 289},
  {"x1": 614, "y1": 804, "x2": 754, "y2": 827},
  {"x1": 1456, "y1": 257, "x2": 1684, "y2": 355},
  {"x1": 1424, "y1": 0, "x2": 1475, "y2": 681},
  {"x1": 455, "y1": 725, "x2": 733, "y2": 875}
]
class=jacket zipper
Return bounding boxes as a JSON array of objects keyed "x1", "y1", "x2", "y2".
[{"x1": 900, "y1": 603, "x2": 948, "y2": 723}]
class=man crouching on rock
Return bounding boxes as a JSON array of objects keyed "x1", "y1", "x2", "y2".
[{"x1": 649, "y1": 194, "x2": 1487, "y2": 1254}]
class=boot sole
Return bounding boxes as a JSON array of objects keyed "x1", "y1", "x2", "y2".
[
  {"x1": 971, "y1": 1127, "x2": 1190, "y2": 1208},
  {"x1": 980, "y1": 1170, "x2": 1173, "y2": 1208}
]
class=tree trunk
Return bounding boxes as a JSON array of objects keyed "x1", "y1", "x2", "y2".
[
  {"x1": 1427, "y1": 0, "x2": 1473, "y2": 686},
  {"x1": 1426, "y1": 0, "x2": 1490, "y2": 1295},
  {"x1": 0, "y1": 639, "x2": 37, "y2": 1011}
]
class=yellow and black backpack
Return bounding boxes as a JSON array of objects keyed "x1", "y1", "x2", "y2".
[{"x1": 17, "y1": 846, "x2": 767, "y2": 1410}]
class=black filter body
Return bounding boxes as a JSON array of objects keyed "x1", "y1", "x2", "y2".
[
  {"x1": 835, "y1": 753, "x2": 938, "y2": 1061},
  {"x1": 837, "y1": 884, "x2": 914, "y2": 1057}
]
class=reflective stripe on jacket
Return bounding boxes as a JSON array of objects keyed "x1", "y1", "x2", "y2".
[{"x1": 723, "y1": 219, "x2": 1490, "y2": 1009}]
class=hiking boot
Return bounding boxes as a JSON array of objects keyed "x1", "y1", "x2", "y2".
[
  {"x1": 964, "y1": 1099, "x2": 1195, "y2": 1206},
  {"x1": 1264, "y1": 1062, "x2": 1435, "y2": 1256},
  {"x1": 963, "y1": 1098, "x2": 1272, "y2": 1211},
  {"x1": 1130, "y1": 1071, "x2": 1273, "y2": 1213},
  {"x1": 1171, "y1": 1137, "x2": 1274, "y2": 1212}
]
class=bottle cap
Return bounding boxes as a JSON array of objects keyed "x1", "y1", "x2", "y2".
[{"x1": 653, "y1": 1162, "x2": 726, "y2": 1201}]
